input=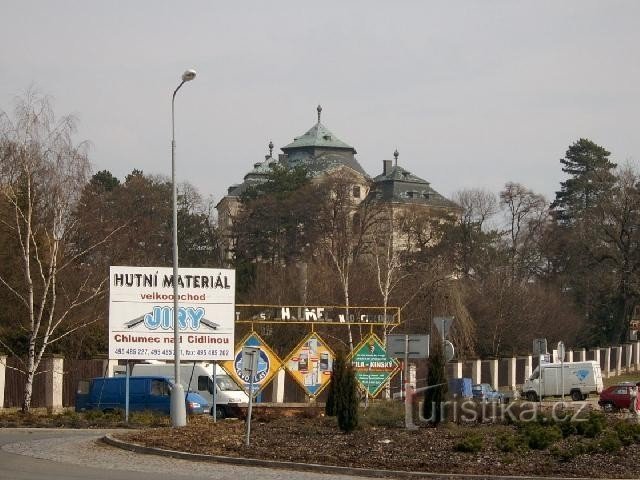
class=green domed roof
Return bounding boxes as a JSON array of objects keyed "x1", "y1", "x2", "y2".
[
  {"x1": 282, "y1": 105, "x2": 356, "y2": 153},
  {"x1": 282, "y1": 122, "x2": 355, "y2": 152}
]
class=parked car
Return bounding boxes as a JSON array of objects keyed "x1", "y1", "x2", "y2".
[
  {"x1": 598, "y1": 381, "x2": 640, "y2": 412},
  {"x1": 76, "y1": 376, "x2": 209, "y2": 415},
  {"x1": 472, "y1": 383, "x2": 507, "y2": 403}
]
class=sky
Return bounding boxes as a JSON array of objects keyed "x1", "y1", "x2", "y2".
[{"x1": 2, "y1": 1, "x2": 639, "y2": 206}]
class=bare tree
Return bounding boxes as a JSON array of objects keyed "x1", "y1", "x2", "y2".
[
  {"x1": 0, "y1": 91, "x2": 121, "y2": 411},
  {"x1": 452, "y1": 188, "x2": 499, "y2": 278},
  {"x1": 499, "y1": 182, "x2": 547, "y2": 281},
  {"x1": 371, "y1": 206, "x2": 412, "y2": 341},
  {"x1": 315, "y1": 176, "x2": 378, "y2": 351}
]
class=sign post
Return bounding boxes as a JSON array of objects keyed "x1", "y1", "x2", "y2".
[
  {"x1": 387, "y1": 334, "x2": 429, "y2": 430},
  {"x1": 125, "y1": 361, "x2": 130, "y2": 423},
  {"x1": 212, "y1": 361, "x2": 217, "y2": 423},
  {"x1": 558, "y1": 341, "x2": 566, "y2": 402},
  {"x1": 242, "y1": 346, "x2": 260, "y2": 447}
]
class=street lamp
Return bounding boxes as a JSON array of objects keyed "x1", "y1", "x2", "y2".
[{"x1": 170, "y1": 68, "x2": 196, "y2": 427}]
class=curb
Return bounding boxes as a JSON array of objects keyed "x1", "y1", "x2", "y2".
[{"x1": 101, "y1": 435, "x2": 624, "y2": 480}]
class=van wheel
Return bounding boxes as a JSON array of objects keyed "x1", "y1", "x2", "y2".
[
  {"x1": 571, "y1": 390, "x2": 584, "y2": 401},
  {"x1": 212, "y1": 406, "x2": 226, "y2": 419},
  {"x1": 526, "y1": 392, "x2": 538, "y2": 402}
]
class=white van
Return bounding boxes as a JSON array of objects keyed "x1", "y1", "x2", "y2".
[
  {"x1": 114, "y1": 362, "x2": 248, "y2": 418},
  {"x1": 522, "y1": 361, "x2": 603, "y2": 401}
]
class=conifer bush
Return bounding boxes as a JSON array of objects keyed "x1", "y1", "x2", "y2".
[
  {"x1": 325, "y1": 350, "x2": 345, "y2": 417},
  {"x1": 337, "y1": 360, "x2": 359, "y2": 432},
  {"x1": 423, "y1": 341, "x2": 448, "y2": 425}
]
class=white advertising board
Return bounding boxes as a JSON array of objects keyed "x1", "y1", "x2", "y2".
[{"x1": 109, "y1": 266, "x2": 235, "y2": 361}]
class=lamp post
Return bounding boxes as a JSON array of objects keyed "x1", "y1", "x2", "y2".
[{"x1": 170, "y1": 68, "x2": 196, "y2": 427}]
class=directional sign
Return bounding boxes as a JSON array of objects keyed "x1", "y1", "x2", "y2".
[
  {"x1": 349, "y1": 334, "x2": 399, "y2": 397},
  {"x1": 533, "y1": 338, "x2": 548, "y2": 355},
  {"x1": 242, "y1": 346, "x2": 260, "y2": 376},
  {"x1": 284, "y1": 332, "x2": 334, "y2": 398},
  {"x1": 433, "y1": 316, "x2": 454, "y2": 339},
  {"x1": 387, "y1": 334, "x2": 430, "y2": 359}
]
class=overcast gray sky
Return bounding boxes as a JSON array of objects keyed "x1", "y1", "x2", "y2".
[{"x1": 2, "y1": 1, "x2": 639, "y2": 205}]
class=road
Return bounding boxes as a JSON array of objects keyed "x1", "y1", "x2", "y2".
[{"x1": 0, "y1": 429, "x2": 376, "y2": 480}]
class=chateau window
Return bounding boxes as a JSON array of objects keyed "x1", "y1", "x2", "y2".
[{"x1": 353, "y1": 186, "x2": 361, "y2": 198}]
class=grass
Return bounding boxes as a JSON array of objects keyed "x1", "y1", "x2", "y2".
[{"x1": 603, "y1": 372, "x2": 640, "y2": 387}]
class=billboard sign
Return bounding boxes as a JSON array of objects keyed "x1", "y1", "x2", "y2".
[
  {"x1": 108, "y1": 266, "x2": 235, "y2": 360},
  {"x1": 350, "y1": 334, "x2": 399, "y2": 397},
  {"x1": 222, "y1": 332, "x2": 281, "y2": 397},
  {"x1": 284, "y1": 332, "x2": 334, "y2": 398}
]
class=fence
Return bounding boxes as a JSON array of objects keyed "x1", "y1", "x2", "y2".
[{"x1": 1, "y1": 341, "x2": 639, "y2": 408}]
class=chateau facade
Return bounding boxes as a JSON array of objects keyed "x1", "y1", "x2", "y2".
[{"x1": 216, "y1": 106, "x2": 459, "y2": 259}]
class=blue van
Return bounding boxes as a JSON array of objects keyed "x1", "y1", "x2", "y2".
[{"x1": 75, "y1": 376, "x2": 208, "y2": 415}]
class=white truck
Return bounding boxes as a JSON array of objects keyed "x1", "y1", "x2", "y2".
[
  {"x1": 114, "y1": 362, "x2": 248, "y2": 418},
  {"x1": 522, "y1": 361, "x2": 603, "y2": 401}
]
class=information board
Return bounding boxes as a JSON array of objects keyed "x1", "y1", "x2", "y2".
[
  {"x1": 350, "y1": 334, "x2": 399, "y2": 397},
  {"x1": 222, "y1": 332, "x2": 281, "y2": 397},
  {"x1": 108, "y1": 266, "x2": 235, "y2": 360},
  {"x1": 284, "y1": 333, "x2": 334, "y2": 398}
]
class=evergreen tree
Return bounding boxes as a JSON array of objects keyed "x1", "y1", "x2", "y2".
[
  {"x1": 423, "y1": 342, "x2": 448, "y2": 425},
  {"x1": 337, "y1": 360, "x2": 359, "y2": 432},
  {"x1": 551, "y1": 138, "x2": 616, "y2": 225},
  {"x1": 325, "y1": 350, "x2": 345, "y2": 417},
  {"x1": 90, "y1": 170, "x2": 120, "y2": 192}
]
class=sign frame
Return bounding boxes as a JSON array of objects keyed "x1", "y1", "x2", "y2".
[
  {"x1": 349, "y1": 333, "x2": 400, "y2": 398},
  {"x1": 283, "y1": 332, "x2": 335, "y2": 398},
  {"x1": 221, "y1": 331, "x2": 281, "y2": 398},
  {"x1": 235, "y1": 304, "x2": 400, "y2": 326},
  {"x1": 108, "y1": 266, "x2": 235, "y2": 361}
]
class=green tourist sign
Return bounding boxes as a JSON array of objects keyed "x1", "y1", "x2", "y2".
[{"x1": 350, "y1": 334, "x2": 400, "y2": 397}]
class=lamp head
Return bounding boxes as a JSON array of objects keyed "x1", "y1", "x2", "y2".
[{"x1": 182, "y1": 69, "x2": 197, "y2": 82}]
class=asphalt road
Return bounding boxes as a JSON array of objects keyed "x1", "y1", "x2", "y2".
[{"x1": 0, "y1": 429, "x2": 374, "y2": 480}]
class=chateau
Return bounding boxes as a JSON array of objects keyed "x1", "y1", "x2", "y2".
[{"x1": 216, "y1": 106, "x2": 459, "y2": 258}]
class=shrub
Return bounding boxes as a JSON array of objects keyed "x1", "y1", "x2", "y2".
[
  {"x1": 495, "y1": 432, "x2": 520, "y2": 453},
  {"x1": 558, "y1": 417, "x2": 577, "y2": 438},
  {"x1": 597, "y1": 430, "x2": 623, "y2": 453},
  {"x1": 454, "y1": 434, "x2": 483, "y2": 453},
  {"x1": 575, "y1": 412, "x2": 605, "y2": 438},
  {"x1": 551, "y1": 441, "x2": 589, "y2": 462},
  {"x1": 364, "y1": 401, "x2": 404, "y2": 428},
  {"x1": 612, "y1": 421, "x2": 640, "y2": 446},
  {"x1": 522, "y1": 424, "x2": 562, "y2": 450}
]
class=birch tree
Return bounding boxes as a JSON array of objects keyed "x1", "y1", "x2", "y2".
[
  {"x1": 316, "y1": 176, "x2": 377, "y2": 351},
  {"x1": 0, "y1": 91, "x2": 119, "y2": 411}
]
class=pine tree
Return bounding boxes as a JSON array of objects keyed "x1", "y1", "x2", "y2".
[
  {"x1": 423, "y1": 342, "x2": 448, "y2": 425},
  {"x1": 551, "y1": 138, "x2": 616, "y2": 225}
]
